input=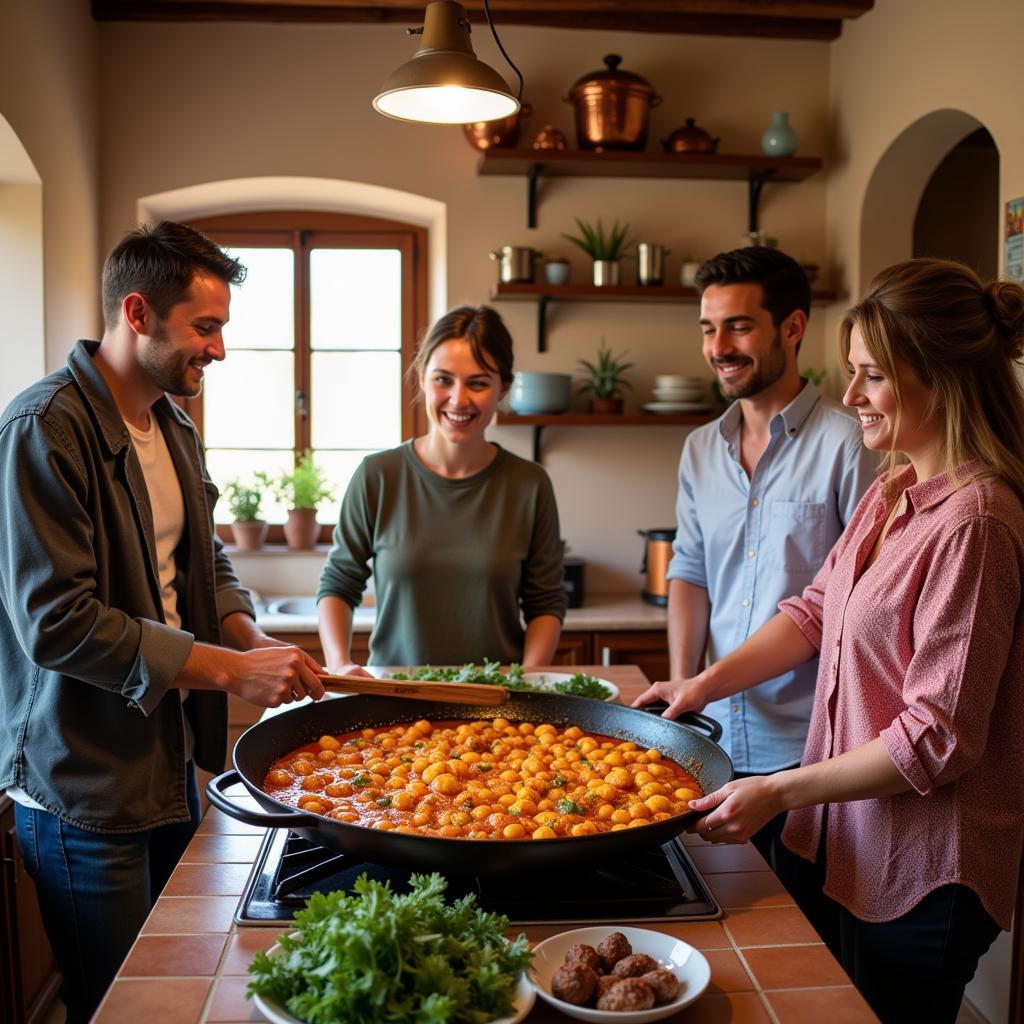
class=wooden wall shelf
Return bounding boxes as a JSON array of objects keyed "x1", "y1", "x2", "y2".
[
  {"x1": 496, "y1": 411, "x2": 715, "y2": 461},
  {"x1": 491, "y1": 282, "x2": 838, "y2": 351},
  {"x1": 476, "y1": 148, "x2": 823, "y2": 228}
]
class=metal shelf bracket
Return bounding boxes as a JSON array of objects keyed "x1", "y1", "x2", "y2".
[
  {"x1": 537, "y1": 294, "x2": 550, "y2": 352},
  {"x1": 527, "y1": 162, "x2": 544, "y2": 228},
  {"x1": 531, "y1": 424, "x2": 544, "y2": 463},
  {"x1": 747, "y1": 168, "x2": 777, "y2": 234}
]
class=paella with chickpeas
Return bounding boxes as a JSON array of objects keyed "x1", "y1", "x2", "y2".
[{"x1": 262, "y1": 717, "x2": 703, "y2": 840}]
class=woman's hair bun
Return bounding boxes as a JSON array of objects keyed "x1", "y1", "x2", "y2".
[{"x1": 985, "y1": 280, "x2": 1024, "y2": 359}]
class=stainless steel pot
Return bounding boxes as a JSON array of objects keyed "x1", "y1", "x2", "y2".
[
  {"x1": 637, "y1": 244, "x2": 670, "y2": 286},
  {"x1": 565, "y1": 54, "x2": 662, "y2": 152},
  {"x1": 206, "y1": 692, "x2": 731, "y2": 877},
  {"x1": 490, "y1": 245, "x2": 543, "y2": 284},
  {"x1": 639, "y1": 527, "x2": 676, "y2": 606}
]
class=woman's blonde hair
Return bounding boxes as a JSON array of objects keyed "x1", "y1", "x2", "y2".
[{"x1": 839, "y1": 258, "x2": 1024, "y2": 502}]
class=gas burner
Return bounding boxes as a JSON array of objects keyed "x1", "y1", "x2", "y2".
[{"x1": 237, "y1": 829, "x2": 721, "y2": 926}]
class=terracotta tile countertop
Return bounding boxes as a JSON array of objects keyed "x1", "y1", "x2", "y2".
[{"x1": 93, "y1": 667, "x2": 878, "y2": 1024}]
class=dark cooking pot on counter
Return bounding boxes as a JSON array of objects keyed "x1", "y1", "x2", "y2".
[{"x1": 207, "y1": 692, "x2": 731, "y2": 876}]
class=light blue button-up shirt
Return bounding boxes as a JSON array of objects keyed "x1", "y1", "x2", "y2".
[{"x1": 667, "y1": 382, "x2": 877, "y2": 772}]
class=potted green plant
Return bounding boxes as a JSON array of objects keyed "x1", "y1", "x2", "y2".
[
  {"x1": 274, "y1": 450, "x2": 334, "y2": 550},
  {"x1": 562, "y1": 217, "x2": 634, "y2": 286},
  {"x1": 223, "y1": 473, "x2": 271, "y2": 551},
  {"x1": 576, "y1": 341, "x2": 634, "y2": 414}
]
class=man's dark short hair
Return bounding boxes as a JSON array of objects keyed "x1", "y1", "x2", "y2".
[
  {"x1": 694, "y1": 246, "x2": 811, "y2": 327},
  {"x1": 101, "y1": 221, "x2": 246, "y2": 329}
]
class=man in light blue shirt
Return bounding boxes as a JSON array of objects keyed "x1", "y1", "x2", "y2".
[{"x1": 636, "y1": 247, "x2": 876, "y2": 861}]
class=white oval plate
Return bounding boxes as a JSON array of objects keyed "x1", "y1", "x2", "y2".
[
  {"x1": 520, "y1": 671, "x2": 620, "y2": 703},
  {"x1": 528, "y1": 925, "x2": 711, "y2": 1023},
  {"x1": 253, "y1": 938, "x2": 535, "y2": 1024},
  {"x1": 642, "y1": 401, "x2": 714, "y2": 414}
]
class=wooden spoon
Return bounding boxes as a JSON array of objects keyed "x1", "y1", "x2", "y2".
[{"x1": 318, "y1": 673, "x2": 508, "y2": 706}]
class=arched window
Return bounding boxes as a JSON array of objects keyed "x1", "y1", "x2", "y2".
[{"x1": 187, "y1": 211, "x2": 428, "y2": 543}]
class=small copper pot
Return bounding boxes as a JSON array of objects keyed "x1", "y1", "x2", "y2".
[
  {"x1": 564, "y1": 54, "x2": 661, "y2": 152},
  {"x1": 662, "y1": 117, "x2": 720, "y2": 154},
  {"x1": 463, "y1": 103, "x2": 532, "y2": 151},
  {"x1": 532, "y1": 124, "x2": 568, "y2": 151}
]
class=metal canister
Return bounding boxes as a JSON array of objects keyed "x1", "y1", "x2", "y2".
[
  {"x1": 564, "y1": 54, "x2": 662, "y2": 152},
  {"x1": 637, "y1": 244, "x2": 670, "y2": 286},
  {"x1": 489, "y1": 246, "x2": 542, "y2": 284}
]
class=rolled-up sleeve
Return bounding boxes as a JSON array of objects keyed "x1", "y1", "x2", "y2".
[
  {"x1": 0, "y1": 415, "x2": 193, "y2": 714},
  {"x1": 666, "y1": 437, "x2": 707, "y2": 587},
  {"x1": 881, "y1": 517, "x2": 1019, "y2": 795}
]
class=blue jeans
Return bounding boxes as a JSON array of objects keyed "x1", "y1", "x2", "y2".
[{"x1": 14, "y1": 765, "x2": 200, "y2": 1024}]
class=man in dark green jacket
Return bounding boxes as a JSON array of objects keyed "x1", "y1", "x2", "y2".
[{"x1": 0, "y1": 222, "x2": 325, "y2": 1023}]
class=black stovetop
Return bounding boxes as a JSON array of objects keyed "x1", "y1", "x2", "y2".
[{"x1": 237, "y1": 829, "x2": 721, "y2": 926}]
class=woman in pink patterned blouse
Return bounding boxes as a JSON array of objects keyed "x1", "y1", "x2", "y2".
[{"x1": 636, "y1": 258, "x2": 1024, "y2": 1023}]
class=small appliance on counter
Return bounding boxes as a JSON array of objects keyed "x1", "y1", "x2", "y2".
[
  {"x1": 563, "y1": 556, "x2": 585, "y2": 608},
  {"x1": 639, "y1": 527, "x2": 676, "y2": 606}
]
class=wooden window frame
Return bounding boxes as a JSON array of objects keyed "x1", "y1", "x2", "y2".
[{"x1": 187, "y1": 211, "x2": 428, "y2": 545}]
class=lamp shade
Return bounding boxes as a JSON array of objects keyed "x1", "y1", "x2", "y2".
[{"x1": 373, "y1": 0, "x2": 520, "y2": 124}]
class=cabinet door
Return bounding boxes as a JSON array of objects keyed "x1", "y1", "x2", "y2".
[
  {"x1": 594, "y1": 630, "x2": 669, "y2": 684},
  {"x1": 1, "y1": 800, "x2": 60, "y2": 1024},
  {"x1": 552, "y1": 632, "x2": 592, "y2": 665}
]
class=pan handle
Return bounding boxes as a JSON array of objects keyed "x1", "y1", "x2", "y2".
[
  {"x1": 636, "y1": 703, "x2": 723, "y2": 744},
  {"x1": 678, "y1": 711, "x2": 723, "y2": 744},
  {"x1": 205, "y1": 769, "x2": 315, "y2": 828}
]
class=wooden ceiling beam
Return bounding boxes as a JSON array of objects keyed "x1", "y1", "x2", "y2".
[{"x1": 91, "y1": 0, "x2": 873, "y2": 40}]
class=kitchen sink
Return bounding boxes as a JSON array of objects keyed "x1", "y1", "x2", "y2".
[{"x1": 265, "y1": 597, "x2": 319, "y2": 616}]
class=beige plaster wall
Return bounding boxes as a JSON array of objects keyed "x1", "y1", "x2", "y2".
[
  {"x1": 98, "y1": 20, "x2": 830, "y2": 592},
  {"x1": 0, "y1": 0, "x2": 100, "y2": 370}
]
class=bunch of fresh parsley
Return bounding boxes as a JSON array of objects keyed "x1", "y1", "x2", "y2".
[
  {"x1": 247, "y1": 873, "x2": 531, "y2": 1024},
  {"x1": 390, "y1": 662, "x2": 611, "y2": 700}
]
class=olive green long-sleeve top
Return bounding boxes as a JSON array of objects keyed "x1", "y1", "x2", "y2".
[{"x1": 317, "y1": 441, "x2": 567, "y2": 666}]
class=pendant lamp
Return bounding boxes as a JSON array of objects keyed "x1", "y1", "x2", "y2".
[{"x1": 373, "y1": 0, "x2": 522, "y2": 125}]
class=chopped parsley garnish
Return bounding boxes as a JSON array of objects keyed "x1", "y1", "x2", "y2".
[
  {"x1": 375, "y1": 796, "x2": 392, "y2": 807},
  {"x1": 554, "y1": 799, "x2": 586, "y2": 815}
]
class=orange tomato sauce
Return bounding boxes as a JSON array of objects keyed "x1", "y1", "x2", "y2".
[{"x1": 261, "y1": 717, "x2": 702, "y2": 840}]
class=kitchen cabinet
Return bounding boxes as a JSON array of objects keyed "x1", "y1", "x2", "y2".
[
  {"x1": 0, "y1": 796, "x2": 60, "y2": 1024},
  {"x1": 476, "y1": 148, "x2": 824, "y2": 231},
  {"x1": 595, "y1": 629, "x2": 671, "y2": 684}
]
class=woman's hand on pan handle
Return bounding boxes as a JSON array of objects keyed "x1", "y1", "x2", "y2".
[{"x1": 686, "y1": 776, "x2": 785, "y2": 844}]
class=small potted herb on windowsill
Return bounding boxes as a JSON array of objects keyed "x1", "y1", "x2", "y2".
[
  {"x1": 274, "y1": 450, "x2": 334, "y2": 550},
  {"x1": 576, "y1": 341, "x2": 634, "y2": 414},
  {"x1": 562, "y1": 217, "x2": 634, "y2": 286},
  {"x1": 223, "y1": 474, "x2": 271, "y2": 551}
]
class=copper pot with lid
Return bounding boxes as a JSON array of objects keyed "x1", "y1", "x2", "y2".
[
  {"x1": 662, "y1": 117, "x2": 720, "y2": 154},
  {"x1": 565, "y1": 54, "x2": 662, "y2": 152}
]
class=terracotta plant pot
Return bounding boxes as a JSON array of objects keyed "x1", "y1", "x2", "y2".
[
  {"x1": 590, "y1": 397, "x2": 624, "y2": 414},
  {"x1": 283, "y1": 508, "x2": 320, "y2": 550},
  {"x1": 230, "y1": 520, "x2": 268, "y2": 551}
]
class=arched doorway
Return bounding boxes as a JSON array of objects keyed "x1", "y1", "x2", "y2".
[
  {"x1": 858, "y1": 109, "x2": 995, "y2": 286},
  {"x1": 0, "y1": 112, "x2": 44, "y2": 406}
]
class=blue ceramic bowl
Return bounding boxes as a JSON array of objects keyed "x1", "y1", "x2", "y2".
[{"x1": 509, "y1": 372, "x2": 572, "y2": 414}]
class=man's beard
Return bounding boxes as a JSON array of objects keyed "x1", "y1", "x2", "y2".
[
  {"x1": 138, "y1": 321, "x2": 202, "y2": 398},
  {"x1": 716, "y1": 330, "x2": 787, "y2": 400}
]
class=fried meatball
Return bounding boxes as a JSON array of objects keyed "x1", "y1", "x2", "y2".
[
  {"x1": 596, "y1": 977, "x2": 656, "y2": 1011},
  {"x1": 640, "y1": 968, "x2": 683, "y2": 1004},
  {"x1": 596, "y1": 975, "x2": 623, "y2": 999},
  {"x1": 550, "y1": 962, "x2": 599, "y2": 1006},
  {"x1": 612, "y1": 953, "x2": 661, "y2": 978},
  {"x1": 564, "y1": 943, "x2": 603, "y2": 973},
  {"x1": 595, "y1": 931, "x2": 632, "y2": 971}
]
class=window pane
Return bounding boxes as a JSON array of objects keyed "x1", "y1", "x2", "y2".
[
  {"x1": 314, "y1": 449, "x2": 380, "y2": 527},
  {"x1": 311, "y1": 351, "x2": 402, "y2": 451},
  {"x1": 222, "y1": 247, "x2": 294, "y2": 350},
  {"x1": 310, "y1": 248, "x2": 402, "y2": 351},
  {"x1": 207, "y1": 448, "x2": 294, "y2": 524},
  {"x1": 203, "y1": 350, "x2": 295, "y2": 449}
]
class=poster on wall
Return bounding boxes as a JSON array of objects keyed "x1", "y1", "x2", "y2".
[{"x1": 1006, "y1": 198, "x2": 1024, "y2": 282}]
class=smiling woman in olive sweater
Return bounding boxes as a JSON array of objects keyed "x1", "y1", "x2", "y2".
[{"x1": 317, "y1": 306, "x2": 566, "y2": 671}]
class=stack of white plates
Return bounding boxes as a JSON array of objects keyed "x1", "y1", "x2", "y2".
[{"x1": 644, "y1": 374, "x2": 712, "y2": 413}]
